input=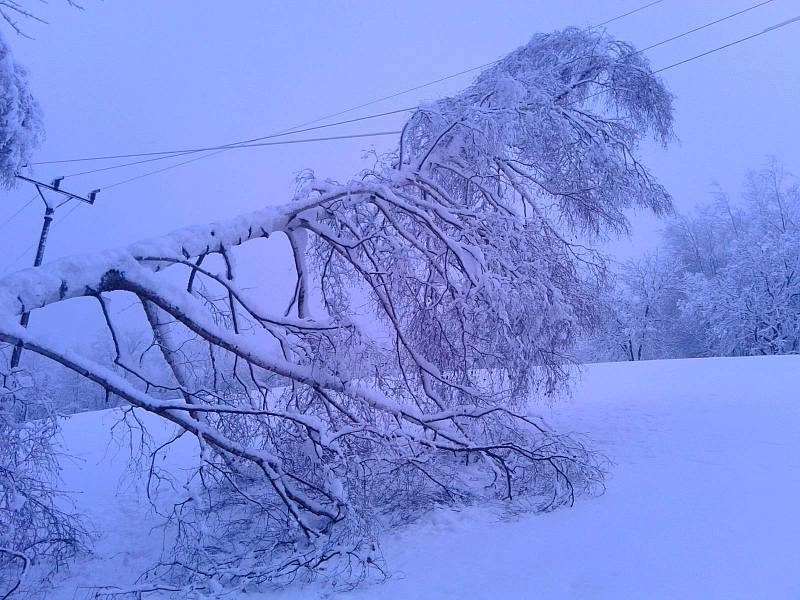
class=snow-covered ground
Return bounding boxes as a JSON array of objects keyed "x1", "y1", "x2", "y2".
[{"x1": 51, "y1": 357, "x2": 800, "y2": 599}]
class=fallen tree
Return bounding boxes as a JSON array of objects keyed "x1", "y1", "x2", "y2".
[{"x1": 0, "y1": 27, "x2": 674, "y2": 595}]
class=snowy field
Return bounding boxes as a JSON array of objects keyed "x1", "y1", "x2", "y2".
[{"x1": 52, "y1": 356, "x2": 800, "y2": 599}]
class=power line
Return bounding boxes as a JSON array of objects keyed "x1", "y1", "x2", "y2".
[
  {"x1": 265, "y1": 1, "x2": 667, "y2": 138},
  {"x1": 0, "y1": 178, "x2": 97, "y2": 278},
  {"x1": 96, "y1": 130, "x2": 402, "y2": 191},
  {"x1": 64, "y1": 0, "x2": 774, "y2": 185},
  {"x1": 637, "y1": 0, "x2": 777, "y2": 54},
  {"x1": 0, "y1": 181, "x2": 95, "y2": 273},
  {"x1": 94, "y1": 9, "x2": 799, "y2": 194},
  {"x1": 37, "y1": 106, "x2": 416, "y2": 168},
  {"x1": 58, "y1": 110, "x2": 413, "y2": 179},
  {"x1": 762, "y1": 14, "x2": 800, "y2": 32},
  {"x1": 597, "y1": 0, "x2": 666, "y2": 27},
  {"x1": 9, "y1": 0, "x2": 791, "y2": 212},
  {"x1": 77, "y1": 5, "x2": 798, "y2": 194},
  {"x1": 55, "y1": 199, "x2": 82, "y2": 228},
  {"x1": 569, "y1": 4, "x2": 796, "y2": 108},
  {"x1": 0, "y1": 195, "x2": 36, "y2": 232},
  {"x1": 653, "y1": 11, "x2": 799, "y2": 74},
  {"x1": 0, "y1": 198, "x2": 82, "y2": 276},
  {"x1": 30, "y1": 0, "x2": 669, "y2": 170},
  {"x1": 38, "y1": 0, "x2": 776, "y2": 186},
  {"x1": 0, "y1": 239, "x2": 37, "y2": 275}
]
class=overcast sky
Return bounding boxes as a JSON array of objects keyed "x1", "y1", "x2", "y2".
[{"x1": 2, "y1": 0, "x2": 799, "y2": 341}]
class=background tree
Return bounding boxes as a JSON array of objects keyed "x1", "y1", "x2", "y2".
[
  {"x1": 677, "y1": 161, "x2": 800, "y2": 356},
  {"x1": 0, "y1": 27, "x2": 43, "y2": 189},
  {"x1": 587, "y1": 253, "x2": 683, "y2": 362},
  {"x1": 586, "y1": 159, "x2": 800, "y2": 362}
]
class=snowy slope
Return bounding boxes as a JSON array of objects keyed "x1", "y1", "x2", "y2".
[{"x1": 51, "y1": 357, "x2": 800, "y2": 599}]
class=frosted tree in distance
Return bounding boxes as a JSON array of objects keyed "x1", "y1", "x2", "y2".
[
  {"x1": 677, "y1": 161, "x2": 800, "y2": 356},
  {"x1": 587, "y1": 254, "x2": 684, "y2": 361},
  {"x1": 0, "y1": 28, "x2": 43, "y2": 189},
  {"x1": 0, "y1": 28, "x2": 674, "y2": 595}
]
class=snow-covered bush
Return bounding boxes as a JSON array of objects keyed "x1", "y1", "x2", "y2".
[
  {"x1": 0, "y1": 27, "x2": 674, "y2": 595},
  {"x1": 0, "y1": 367, "x2": 89, "y2": 599}
]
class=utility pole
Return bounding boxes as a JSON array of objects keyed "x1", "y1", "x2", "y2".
[{"x1": 9, "y1": 175, "x2": 98, "y2": 368}]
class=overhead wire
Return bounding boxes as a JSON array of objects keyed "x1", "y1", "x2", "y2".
[
  {"x1": 65, "y1": 8, "x2": 800, "y2": 231},
  {"x1": 249, "y1": 1, "x2": 667, "y2": 137},
  {"x1": 597, "y1": 0, "x2": 666, "y2": 26},
  {"x1": 30, "y1": 0, "x2": 671, "y2": 172},
  {"x1": 39, "y1": 106, "x2": 416, "y2": 169},
  {"x1": 97, "y1": 130, "x2": 402, "y2": 191},
  {"x1": 0, "y1": 199, "x2": 83, "y2": 275},
  {"x1": 0, "y1": 224, "x2": 41, "y2": 275},
  {"x1": 652, "y1": 10, "x2": 799, "y2": 74},
  {"x1": 84, "y1": 0, "x2": 790, "y2": 190},
  {"x1": 568, "y1": 6, "x2": 799, "y2": 109},
  {"x1": 636, "y1": 0, "x2": 777, "y2": 54},
  {"x1": 0, "y1": 194, "x2": 37, "y2": 233}
]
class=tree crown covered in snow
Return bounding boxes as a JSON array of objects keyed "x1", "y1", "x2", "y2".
[{"x1": 0, "y1": 29, "x2": 43, "y2": 189}]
